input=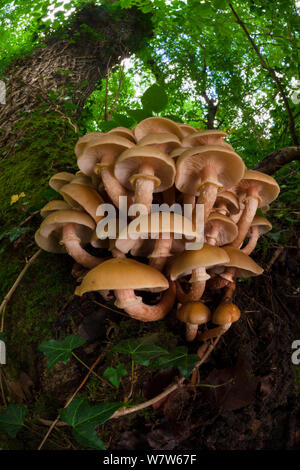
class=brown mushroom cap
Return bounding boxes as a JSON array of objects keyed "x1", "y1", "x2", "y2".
[
  {"x1": 237, "y1": 170, "x2": 280, "y2": 207},
  {"x1": 222, "y1": 246, "x2": 263, "y2": 277},
  {"x1": 77, "y1": 134, "x2": 134, "y2": 176},
  {"x1": 175, "y1": 145, "x2": 245, "y2": 195},
  {"x1": 40, "y1": 200, "x2": 71, "y2": 218},
  {"x1": 107, "y1": 127, "x2": 136, "y2": 143},
  {"x1": 36, "y1": 210, "x2": 95, "y2": 253},
  {"x1": 74, "y1": 132, "x2": 103, "y2": 158},
  {"x1": 49, "y1": 172, "x2": 75, "y2": 192},
  {"x1": 75, "y1": 258, "x2": 169, "y2": 295},
  {"x1": 71, "y1": 172, "x2": 96, "y2": 188},
  {"x1": 138, "y1": 132, "x2": 181, "y2": 153},
  {"x1": 249, "y1": 215, "x2": 272, "y2": 236},
  {"x1": 114, "y1": 146, "x2": 176, "y2": 193},
  {"x1": 182, "y1": 130, "x2": 233, "y2": 150},
  {"x1": 212, "y1": 301, "x2": 241, "y2": 325},
  {"x1": 59, "y1": 183, "x2": 104, "y2": 223},
  {"x1": 205, "y1": 212, "x2": 238, "y2": 245},
  {"x1": 170, "y1": 147, "x2": 186, "y2": 160},
  {"x1": 178, "y1": 123, "x2": 198, "y2": 137},
  {"x1": 170, "y1": 243, "x2": 230, "y2": 280},
  {"x1": 134, "y1": 117, "x2": 184, "y2": 141},
  {"x1": 177, "y1": 302, "x2": 211, "y2": 325},
  {"x1": 214, "y1": 190, "x2": 240, "y2": 215}
]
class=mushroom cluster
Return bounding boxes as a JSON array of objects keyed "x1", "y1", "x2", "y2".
[{"x1": 35, "y1": 117, "x2": 280, "y2": 342}]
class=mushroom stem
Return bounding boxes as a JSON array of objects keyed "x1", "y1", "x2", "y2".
[
  {"x1": 241, "y1": 225, "x2": 260, "y2": 255},
  {"x1": 176, "y1": 267, "x2": 208, "y2": 303},
  {"x1": 231, "y1": 188, "x2": 260, "y2": 248},
  {"x1": 61, "y1": 223, "x2": 103, "y2": 269},
  {"x1": 214, "y1": 202, "x2": 229, "y2": 216},
  {"x1": 149, "y1": 236, "x2": 173, "y2": 271},
  {"x1": 198, "y1": 322, "x2": 231, "y2": 341},
  {"x1": 195, "y1": 164, "x2": 222, "y2": 222},
  {"x1": 185, "y1": 323, "x2": 199, "y2": 342},
  {"x1": 114, "y1": 283, "x2": 176, "y2": 322},
  {"x1": 134, "y1": 162, "x2": 155, "y2": 213},
  {"x1": 183, "y1": 193, "x2": 195, "y2": 209},
  {"x1": 98, "y1": 154, "x2": 133, "y2": 208}
]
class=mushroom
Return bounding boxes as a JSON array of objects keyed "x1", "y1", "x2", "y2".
[
  {"x1": 241, "y1": 216, "x2": 272, "y2": 255},
  {"x1": 231, "y1": 170, "x2": 279, "y2": 248},
  {"x1": 75, "y1": 258, "x2": 176, "y2": 322},
  {"x1": 178, "y1": 123, "x2": 198, "y2": 137},
  {"x1": 114, "y1": 146, "x2": 176, "y2": 213},
  {"x1": 138, "y1": 133, "x2": 181, "y2": 154},
  {"x1": 40, "y1": 200, "x2": 71, "y2": 218},
  {"x1": 205, "y1": 212, "x2": 238, "y2": 246},
  {"x1": 133, "y1": 117, "x2": 184, "y2": 141},
  {"x1": 176, "y1": 301, "x2": 211, "y2": 342},
  {"x1": 107, "y1": 127, "x2": 136, "y2": 143},
  {"x1": 182, "y1": 130, "x2": 234, "y2": 151},
  {"x1": 49, "y1": 172, "x2": 74, "y2": 192},
  {"x1": 59, "y1": 182, "x2": 104, "y2": 223},
  {"x1": 77, "y1": 134, "x2": 134, "y2": 207},
  {"x1": 35, "y1": 210, "x2": 103, "y2": 268},
  {"x1": 213, "y1": 191, "x2": 240, "y2": 217},
  {"x1": 74, "y1": 132, "x2": 103, "y2": 158},
  {"x1": 175, "y1": 145, "x2": 245, "y2": 222},
  {"x1": 198, "y1": 300, "x2": 241, "y2": 341},
  {"x1": 169, "y1": 244, "x2": 230, "y2": 302}
]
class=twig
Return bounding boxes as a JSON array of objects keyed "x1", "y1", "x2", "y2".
[
  {"x1": 0, "y1": 249, "x2": 42, "y2": 331},
  {"x1": 38, "y1": 351, "x2": 104, "y2": 450},
  {"x1": 265, "y1": 245, "x2": 284, "y2": 272},
  {"x1": 0, "y1": 367, "x2": 7, "y2": 407}
]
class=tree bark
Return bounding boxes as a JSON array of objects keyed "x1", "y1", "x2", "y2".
[
  {"x1": 0, "y1": 3, "x2": 152, "y2": 147},
  {"x1": 254, "y1": 146, "x2": 300, "y2": 174}
]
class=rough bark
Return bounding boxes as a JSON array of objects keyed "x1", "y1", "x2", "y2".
[
  {"x1": 254, "y1": 146, "x2": 300, "y2": 174},
  {"x1": 0, "y1": 3, "x2": 152, "y2": 147}
]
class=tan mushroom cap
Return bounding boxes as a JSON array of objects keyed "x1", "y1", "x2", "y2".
[
  {"x1": 77, "y1": 134, "x2": 134, "y2": 176},
  {"x1": 107, "y1": 127, "x2": 136, "y2": 143},
  {"x1": 249, "y1": 215, "x2": 272, "y2": 235},
  {"x1": 138, "y1": 132, "x2": 181, "y2": 153},
  {"x1": 205, "y1": 213, "x2": 238, "y2": 245},
  {"x1": 49, "y1": 172, "x2": 74, "y2": 192},
  {"x1": 40, "y1": 200, "x2": 71, "y2": 218},
  {"x1": 114, "y1": 146, "x2": 176, "y2": 193},
  {"x1": 177, "y1": 302, "x2": 211, "y2": 324},
  {"x1": 215, "y1": 190, "x2": 240, "y2": 215},
  {"x1": 75, "y1": 132, "x2": 103, "y2": 158},
  {"x1": 223, "y1": 246, "x2": 263, "y2": 277},
  {"x1": 178, "y1": 123, "x2": 198, "y2": 137},
  {"x1": 175, "y1": 145, "x2": 245, "y2": 195},
  {"x1": 237, "y1": 170, "x2": 280, "y2": 207},
  {"x1": 134, "y1": 117, "x2": 184, "y2": 141},
  {"x1": 115, "y1": 212, "x2": 199, "y2": 254},
  {"x1": 212, "y1": 301, "x2": 241, "y2": 325},
  {"x1": 170, "y1": 244, "x2": 230, "y2": 280},
  {"x1": 59, "y1": 183, "x2": 104, "y2": 223},
  {"x1": 75, "y1": 258, "x2": 169, "y2": 296},
  {"x1": 182, "y1": 130, "x2": 233, "y2": 150},
  {"x1": 71, "y1": 172, "x2": 95, "y2": 188},
  {"x1": 36, "y1": 209, "x2": 95, "y2": 252},
  {"x1": 170, "y1": 147, "x2": 185, "y2": 160}
]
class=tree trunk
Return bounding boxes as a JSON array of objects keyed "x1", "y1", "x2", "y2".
[{"x1": 254, "y1": 146, "x2": 300, "y2": 174}]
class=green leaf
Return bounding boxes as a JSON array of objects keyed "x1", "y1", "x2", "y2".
[
  {"x1": 127, "y1": 108, "x2": 152, "y2": 122},
  {"x1": 0, "y1": 404, "x2": 27, "y2": 438},
  {"x1": 103, "y1": 364, "x2": 127, "y2": 388},
  {"x1": 141, "y1": 84, "x2": 168, "y2": 113},
  {"x1": 60, "y1": 397, "x2": 123, "y2": 450},
  {"x1": 150, "y1": 346, "x2": 199, "y2": 378},
  {"x1": 9, "y1": 227, "x2": 31, "y2": 243},
  {"x1": 0, "y1": 332, "x2": 5, "y2": 341},
  {"x1": 38, "y1": 334, "x2": 86, "y2": 370},
  {"x1": 113, "y1": 337, "x2": 168, "y2": 366}
]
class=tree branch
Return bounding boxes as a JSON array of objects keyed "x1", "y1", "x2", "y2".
[{"x1": 254, "y1": 146, "x2": 300, "y2": 174}]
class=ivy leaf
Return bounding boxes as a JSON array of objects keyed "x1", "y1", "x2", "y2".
[
  {"x1": 113, "y1": 337, "x2": 168, "y2": 366},
  {"x1": 127, "y1": 108, "x2": 152, "y2": 122},
  {"x1": 141, "y1": 84, "x2": 168, "y2": 113},
  {"x1": 150, "y1": 346, "x2": 199, "y2": 378},
  {"x1": 0, "y1": 404, "x2": 27, "y2": 438},
  {"x1": 9, "y1": 227, "x2": 32, "y2": 243},
  {"x1": 60, "y1": 397, "x2": 123, "y2": 450},
  {"x1": 38, "y1": 334, "x2": 86, "y2": 370},
  {"x1": 103, "y1": 364, "x2": 128, "y2": 388}
]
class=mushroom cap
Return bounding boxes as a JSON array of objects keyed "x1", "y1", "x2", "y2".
[
  {"x1": 59, "y1": 183, "x2": 104, "y2": 223},
  {"x1": 49, "y1": 172, "x2": 75, "y2": 192},
  {"x1": 115, "y1": 212, "x2": 199, "y2": 254},
  {"x1": 107, "y1": 127, "x2": 136, "y2": 143},
  {"x1": 40, "y1": 200, "x2": 71, "y2": 218},
  {"x1": 215, "y1": 190, "x2": 240, "y2": 215},
  {"x1": 175, "y1": 145, "x2": 245, "y2": 195},
  {"x1": 212, "y1": 301, "x2": 241, "y2": 325},
  {"x1": 74, "y1": 258, "x2": 169, "y2": 295},
  {"x1": 205, "y1": 213, "x2": 238, "y2": 245},
  {"x1": 237, "y1": 170, "x2": 280, "y2": 207},
  {"x1": 36, "y1": 210, "x2": 95, "y2": 252},
  {"x1": 249, "y1": 215, "x2": 272, "y2": 235},
  {"x1": 222, "y1": 246, "x2": 263, "y2": 277},
  {"x1": 138, "y1": 132, "x2": 181, "y2": 153},
  {"x1": 170, "y1": 147, "x2": 186, "y2": 160},
  {"x1": 182, "y1": 130, "x2": 233, "y2": 150},
  {"x1": 170, "y1": 244, "x2": 230, "y2": 280},
  {"x1": 71, "y1": 172, "x2": 96, "y2": 188},
  {"x1": 178, "y1": 123, "x2": 198, "y2": 137},
  {"x1": 74, "y1": 132, "x2": 103, "y2": 158},
  {"x1": 114, "y1": 146, "x2": 176, "y2": 193},
  {"x1": 77, "y1": 134, "x2": 134, "y2": 176},
  {"x1": 134, "y1": 117, "x2": 184, "y2": 141},
  {"x1": 177, "y1": 301, "x2": 211, "y2": 325}
]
